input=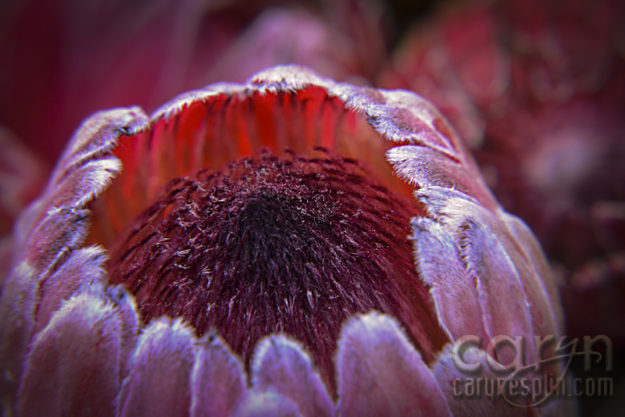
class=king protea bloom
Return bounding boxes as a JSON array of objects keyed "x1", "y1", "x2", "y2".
[{"x1": 1, "y1": 66, "x2": 569, "y2": 416}]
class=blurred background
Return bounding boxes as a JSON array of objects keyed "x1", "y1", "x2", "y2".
[{"x1": 1, "y1": 0, "x2": 624, "y2": 415}]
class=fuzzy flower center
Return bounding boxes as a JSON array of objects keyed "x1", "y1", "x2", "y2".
[{"x1": 108, "y1": 149, "x2": 446, "y2": 387}]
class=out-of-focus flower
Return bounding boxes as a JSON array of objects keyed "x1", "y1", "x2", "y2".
[
  {"x1": 1, "y1": 66, "x2": 568, "y2": 416},
  {"x1": 0, "y1": 0, "x2": 386, "y2": 165},
  {"x1": 0, "y1": 0, "x2": 388, "y2": 237},
  {"x1": 0, "y1": 128, "x2": 46, "y2": 298},
  {"x1": 200, "y1": 6, "x2": 384, "y2": 87},
  {"x1": 381, "y1": 0, "x2": 625, "y2": 346}
]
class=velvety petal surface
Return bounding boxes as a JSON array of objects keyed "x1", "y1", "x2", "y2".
[
  {"x1": 0, "y1": 107, "x2": 150, "y2": 416},
  {"x1": 118, "y1": 318, "x2": 196, "y2": 417},
  {"x1": 433, "y1": 345, "x2": 533, "y2": 417},
  {"x1": 15, "y1": 108, "x2": 148, "y2": 251},
  {"x1": 0, "y1": 263, "x2": 36, "y2": 412},
  {"x1": 251, "y1": 335, "x2": 334, "y2": 417},
  {"x1": 104, "y1": 284, "x2": 140, "y2": 381},
  {"x1": 22, "y1": 206, "x2": 91, "y2": 277},
  {"x1": 231, "y1": 389, "x2": 302, "y2": 417},
  {"x1": 411, "y1": 217, "x2": 488, "y2": 343},
  {"x1": 416, "y1": 186, "x2": 559, "y2": 344},
  {"x1": 387, "y1": 144, "x2": 489, "y2": 203},
  {"x1": 336, "y1": 312, "x2": 451, "y2": 417},
  {"x1": 16, "y1": 292, "x2": 122, "y2": 417},
  {"x1": 190, "y1": 334, "x2": 246, "y2": 417},
  {"x1": 459, "y1": 219, "x2": 535, "y2": 363},
  {"x1": 34, "y1": 246, "x2": 107, "y2": 334},
  {"x1": 502, "y1": 213, "x2": 564, "y2": 334}
]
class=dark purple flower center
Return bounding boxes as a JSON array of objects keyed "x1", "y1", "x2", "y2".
[{"x1": 108, "y1": 149, "x2": 447, "y2": 389}]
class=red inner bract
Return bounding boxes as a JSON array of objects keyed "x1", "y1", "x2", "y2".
[{"x1": 107, "y1": 148, "x2": 447, "y2": 391}]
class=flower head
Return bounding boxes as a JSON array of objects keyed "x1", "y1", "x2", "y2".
[{"x1": 1, "y1": 66, "x2": 568, "y2": 416}]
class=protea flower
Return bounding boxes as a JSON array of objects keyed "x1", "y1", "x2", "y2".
[
  {"x1": 0, "y1": 0, "x2": 387, "y2": 281},
  {"x1": 0, "y1": 66, "x2": 569, "y2": 416}
]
